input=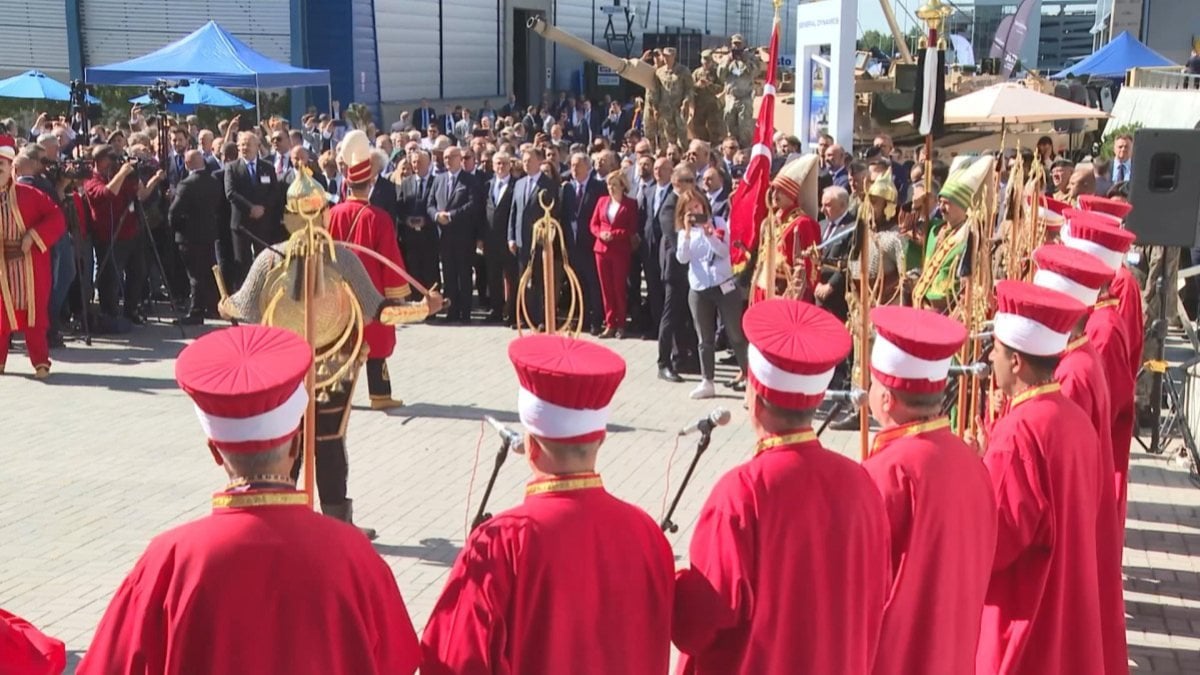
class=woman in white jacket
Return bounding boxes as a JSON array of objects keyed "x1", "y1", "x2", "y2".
[{"x1": 674, "y1": 189, "x2": 748, "y2": 399}]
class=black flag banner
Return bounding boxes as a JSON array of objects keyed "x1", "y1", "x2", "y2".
[{"x1": 912, "y1": 45, "x2": 946, "y2": 137}]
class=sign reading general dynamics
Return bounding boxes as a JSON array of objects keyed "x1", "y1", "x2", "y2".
[{"x1": 795, "y1": 0, "x2": 842, "y2": 44}]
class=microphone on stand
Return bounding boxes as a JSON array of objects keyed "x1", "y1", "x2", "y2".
[
  {"x1": 678, "y1": 407, "x2": 732, "y2": 436},
  {"x1": 949, "y1": 362, "x2": 990, "y2": 377},
  {"x1": 824, "y1": 388, "x2": 867, "y2": 408},
  {"x1": 484, "y1": 415, "x2": 524, "y2": 451}
]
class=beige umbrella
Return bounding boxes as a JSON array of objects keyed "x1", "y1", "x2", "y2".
[{"x1": 893, "y1": 82, "x2": 1110, "y2": 125}]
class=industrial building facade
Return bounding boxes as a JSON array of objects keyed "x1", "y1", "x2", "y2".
[{"x1": 0, "y1": 0, "x2": 788, "y2": 118}]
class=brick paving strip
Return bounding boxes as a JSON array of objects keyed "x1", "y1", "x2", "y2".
[{"x1": 1, "y1": 322, "x2": 1198, "y2": 672}]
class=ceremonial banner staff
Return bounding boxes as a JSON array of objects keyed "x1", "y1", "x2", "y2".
[{"x1": 913, "y1": 0, "x2": 950, "y2": 206}]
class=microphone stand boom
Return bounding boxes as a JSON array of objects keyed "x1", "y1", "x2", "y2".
[
  {"x1": 660, "y1": 427, "x2": 715, "y2": 533},
  {"x1": 471, "y1": 434, "x2": 515, "y2": 531}
]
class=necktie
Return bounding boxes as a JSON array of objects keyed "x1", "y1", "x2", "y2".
[
  {"x1": 1117, "y1": 162, "x2": 1126, "y2": 182},
  {"x1": 276, "y1": 155, "x2": 285, "y2": 176},
  {"x1": 247, "y1": 161, "x2": 255, "y2": 180},
  {"x1": 576, "y1": 181, "x2": 583, "y2": 205}
]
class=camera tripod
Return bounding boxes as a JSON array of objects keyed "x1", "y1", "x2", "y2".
[{"x1": 1136, "y1": 357, "x2": 1200, "y2": 485}]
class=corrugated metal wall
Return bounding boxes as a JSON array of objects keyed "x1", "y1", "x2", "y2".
[
  {"x1": 0, "y1": 2, "x2": 69, "y2": 79},
  {"x1": 375, "y1": 0, "x2": 442, "y2": 101},
  {"x1": 443, "y1": 0, "x2": 503, "y2": 99},
  {"x1": 78, "y1": 1, "x2": 291, "y2": 67}
]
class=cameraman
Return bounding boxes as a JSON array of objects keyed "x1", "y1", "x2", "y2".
[{"x1": 83, "y1": 144, "x2": 164, "y2": 327}]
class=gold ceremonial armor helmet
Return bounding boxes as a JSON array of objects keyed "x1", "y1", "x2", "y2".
[{"x1": 260, "y1": 165, "x2": 366, "y2": 396}]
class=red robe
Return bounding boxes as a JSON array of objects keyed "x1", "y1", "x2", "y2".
[
  {"x1": 752, "y1": 213, "x2": 820, "y2": 303},
  {"x1": 1086, "y1": 300, "x2": 1135, "y2": 526},
  {"x1": 1110, "y1": 265, "x2": 1143, "y2": 378},
  {"x1": 861, "y1": 419, "x2": 997, "y2": 675},
  {"x1": 78, "y1": 489, "x2": 420, "y2": 675},
  {"x1": 421, "y1": 473, "x2": 674, "y2": 675},
  {"x1": 977, "y1": 386, "x2": 1106, "y2": 675},
  {"x1": 0, "y1": 608, "x2": 65, "y2": 675},
  {"x1": 673, "y1": 432, "x2": 891, "y2": 675},
  {"x1": 0, "y1": 182, "x2": 65, "y2": 333},
  {"x1": 327, "y1": 198, "x2": 410, "y2": 359},
  {"x1": 1055, "y1": 337, "x2": 1127, "y2": 674}
]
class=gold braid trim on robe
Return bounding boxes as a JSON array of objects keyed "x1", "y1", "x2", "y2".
[{"x1": 0, "y1": 183, "x2": 36, "y2": 328}]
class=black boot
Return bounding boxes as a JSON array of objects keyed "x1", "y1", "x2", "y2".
[{"x1": 321, "y1": 499, "x2": 377, "y2": 541}]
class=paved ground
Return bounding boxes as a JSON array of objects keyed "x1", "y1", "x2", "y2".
[{"x1": 2, "y1": 319, "x2": 1200, "y2": 672}]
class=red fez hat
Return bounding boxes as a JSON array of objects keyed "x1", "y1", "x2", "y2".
[
  {"x1": 993, "y1": 280, "x2": 1086, "y2": 356},
  {"x1": 0, "y1": 608, "x2": 66, "y2": 675},
  {"x1": 509, "y1": 335, "x2": 626, "y2": 443},
  {"x1": 1078, "y1": 194, "x2": 1132, "y2": 220},
  {"x1": 1033, "y1": 244, "x2": 1113, "y2": 306},
  {"x1": 1028, "y1": 194, "x2": 1069, "y2": 229},
  {"x1": 1061, "y1": 210, "x2": 1135, "y2": 271},
  {"x1": 175, "y1": 325, "x2": 312, "y2": 453},
  {"x1": 744, "y1": 299, "x2": 851, "y2": 409},
  {"x1": 0, "y1": 134, "x2": 15, "y2": 163},
  {"x1": 869, "y1": 306, "x2": 966, "y2": 393}
]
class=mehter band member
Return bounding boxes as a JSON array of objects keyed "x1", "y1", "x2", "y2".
[
  {"x1": 674, "y1": 298, "x2": 890, "y2": 674},
  {"x1": 977, "y1": 281, "x2": 1105, "y2": 675},
  {"x1": 421, "y1": 334, "x2": 674, "y2": 675},
  {"x1": 78, "y1": 325, "x2": 420, "y2": 675},
  {"x1": 862, "y1": 305, "x2": 997, "y2": 675}
]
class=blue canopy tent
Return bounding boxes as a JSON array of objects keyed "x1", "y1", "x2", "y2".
[
  {"x1": 129, "y1": 80, "x2": 254, "y2": 114},
  {"x1": 0, "y1": 70, "x2": 99, "y2": 103},
  {"x1": 85, "y1": 21, "x2": 329, "y2": 119},
  {"x1": 1052, "y1": 31, "x2": 1176, "y2": 79}
]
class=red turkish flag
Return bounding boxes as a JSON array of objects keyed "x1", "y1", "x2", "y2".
[{"x1": 728, "y1": 12, "x2": 780, "y2": 270}]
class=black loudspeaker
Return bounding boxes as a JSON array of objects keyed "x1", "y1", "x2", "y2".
[{"x1": 1126, "y1": 129, "x2": 1200, "y2": 247}]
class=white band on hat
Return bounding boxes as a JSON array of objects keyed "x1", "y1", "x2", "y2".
[
  {"x1": 870, "y1": 334, "x2": 952, "y2": 382},
  {"x1": 194, "y1": 383, "x2": 308, "y2": 444},
  {"x1": 518, "y1": 386, "x2": 610, "y2": 440},
  {"x1": 747, "y1": 344, "x2": 835, "y2": 395},
  {"x1": 1033, "y1": 269, "x2": 1100, "y2": 307},
  {"x1": 1038, "y1": 208, "x2": 1064, "y2": 225},
  {"x1": 1061, "y1": 231, "x2": 1123, "y2": 271},
  {"x1": 993, "y1": 312, "x2": 1071, "y2": 357}
]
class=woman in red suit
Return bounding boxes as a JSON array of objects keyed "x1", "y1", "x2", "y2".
[{"x1": 590, "y1": 171, "x2": 638, "y2": 338}]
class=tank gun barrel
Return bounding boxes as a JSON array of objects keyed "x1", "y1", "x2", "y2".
[{"x1": 526, "y1": 16, "x2": 658, "y2": 92}]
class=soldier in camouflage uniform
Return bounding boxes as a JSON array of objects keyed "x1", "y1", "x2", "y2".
[
  {"x1": 653, "y1": 47, "x2": 694, "y2": 150},
  {"x1": 716, "y1": 34, "x2": 761, "y2": 149},
  {"x1": 689, "y1": 50, "x2": 725, "y2": 144},
  {"x1": 640, "y1": 49, "x2": 663, "y2": 150}
]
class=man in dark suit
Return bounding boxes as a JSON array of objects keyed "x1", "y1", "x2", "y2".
[
  {"x1": 211, "y1": 141, "x2": 238, "y2": 292},
  {"x1": 427, "y1": 146, "x2": 477, "y2": 322},
  {"x1": 266, "y1": 131, "x2": 292, "y2": 179},
  {"x1": 655, "y1": 165, "x2": 697, "y2": 382},
  {"x1": 560, "y1": 152, "x2": 606, "y2": 333},
  {"x1": 367, "y1": 150, "x2": 399, "y2": 229},
  {"x1": 439, "y1": 105, "x2": 459, "y2": 138},
  {"x1": 225, "y1": 132, "x2": 281, "y2": 285},
  {"x1": 507, "y1": 146, "x2": 560, "y2": 329},
  {"x1": 640, "y1": 157, "x2": 673, "y2": 344},
  {"x1": 815, "y1": 184, "x2": 855, "y2": 323},
  {"x1": 397, "y1": 149, "x2": 439, "y2": 299},
  {"x1": 412, "y1": 99, "x2": 437, "y2": 132},
  {"x1": 483, "y1": 152, "x2": 517, "y2": 324},
  {"x1": 168, "y1": 150, "x2": 222, "y2": 325}
]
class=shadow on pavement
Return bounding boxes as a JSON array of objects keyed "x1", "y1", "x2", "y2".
[{"x1": 374, "y1": 537, "x2": 460, "y2": 567}]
